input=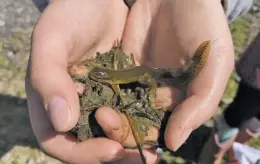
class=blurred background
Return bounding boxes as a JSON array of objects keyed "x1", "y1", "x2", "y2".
[{"x1": 0, "y1": 0, "x2": 259, "y2": 164}]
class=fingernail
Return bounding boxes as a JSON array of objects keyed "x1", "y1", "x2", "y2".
[
  {"x1": 46, "y1": 96, "x2": 71, "y2": 131},
  {"x1": 174, "y1": 128, "x2": 193, "y2": 152},
  {"x1": 101, "y1": 156, "x2": 124, "y2": 163}
]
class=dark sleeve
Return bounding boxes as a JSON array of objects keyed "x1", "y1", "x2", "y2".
[
  {"x1": 222, "y1": 0, "x2": 253, "y2": 24},
  {"x1": 32, "y1": 0, "x2": 51, "y2": 12}
]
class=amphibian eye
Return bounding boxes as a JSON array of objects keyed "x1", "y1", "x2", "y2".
[{"x1": 94, "y1": 71, "x2": 108, "y2": 78}]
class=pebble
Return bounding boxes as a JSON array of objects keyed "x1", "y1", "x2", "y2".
[
  {"x1": 7, "y1": 50, "x2": 15, "y2": 59},
  {"x1": 1, "y1": 152, "x2": 12, "y2": 162},
  {"x1": 16, "y1": 7, "x2": 24, "y2": 14},
  {"x1": 156, "y1": 147, "x2": 163, "y2": 153},
  {"x1": 39, "y1": 152, "x2": 46, "y2": 162},
  {"x1": 0, "y1": 19, "x2": 5, "y2": 27},
  {"x1": 222, "y1": 98, "x2": 233, "y2": 104},
  {"x1": 203, "y1": 119, "x2": 215, "y2": 128},
  {"x1": 26, "y1": 159, "x2": 34, "y2": 164}
]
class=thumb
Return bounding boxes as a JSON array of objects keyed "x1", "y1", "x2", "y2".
[
  {"x1": 29, "y1": 37, "x2": 79, "y2": 133},
  {"x1": 30, "y1": 58, "x2": 80, "y2": 132}
]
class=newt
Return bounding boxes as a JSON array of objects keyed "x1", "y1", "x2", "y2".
[
  {"x1": 89, "y1": 40, "x2": 211, "y2": 107},
  {"x1": 89, "y1": 65, "x2": 158, "y2": 107}
]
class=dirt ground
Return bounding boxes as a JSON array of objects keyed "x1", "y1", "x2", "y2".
[{"x1": 0, "y1": 0, "x2": 259, "y2": 164}]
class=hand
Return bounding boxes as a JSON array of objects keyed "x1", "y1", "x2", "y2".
[
  {"x1": 26, "y1": 0, "x2": 159, "y2": 163},
  {"x1": 26, "y1": 0, "x2": 142, "y2": 163},
  {"x1": 120, "y1": 0, "x2": 235, "y2": 152}
]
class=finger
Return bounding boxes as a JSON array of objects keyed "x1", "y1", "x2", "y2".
[
  {"x1": 42, "y1": 135, "x2": 125, "y2": 164},
  {"x1": 95, "y1": 107, "x2": 159, "y2": 148},
  {"x1": 165, "y1": 37, "x2": 234, "y2": 151},
  {"x1": 152, "y1": 0, "x2": 235, "y2": 151},
  {"x1": 95, "y1": 107, "x2": 129, "y2": 144},
  {"x1": 121, "y1": 0, "x2": 161, "y2": 65},
  {"x1": 25, "y1": 80, "x2": 125, "y2": 164},
  {"x1": 29, "y1": 40, "x2": 80, "y2": 132},
  {"x1": 29, "y1": 6, "x2": 82, "y2": 132}
]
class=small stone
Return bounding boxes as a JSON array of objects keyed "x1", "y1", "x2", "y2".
[
  {"x1": 203, "y1": 119, "x2": 215, "y2": 128},
  {"x1": 36, "y1": 157, "x2": 42, "y2": 163},
  {"x1": 26, "y1": 159, "x2": 34, "y2": 164},
  {"x1": 222, "y1": 98, "x2": 233, "y2": 104},
  {"x1": 156, "y1": 147, "x2": 163, "y2": 153},
  {"x1": 75, "y1": 82, "x2": 86, "y2": 95},
  {"x1": 0, "y1": 19, "x2": 5, "y2": 27},
  {"x1": 1, "y1": 152, "x2": 12, "y2": 162},
  {"x1": 256, "y1": 12, "x2": 260, "y2": 18},
  {"x1": 39, "y1": 152, "x2": 46, "y2": 162},
  {"x1": 252, "y1": 5, "x2": 259, "y2": 12},
  {"x1": 16, "y1": 7, "x2": 24, "y2": 13},
  {"x1": 180, "y1": 57, "x2": 186, "y2": 66},
  {"x1": 7, "y1": 51, "x2": 15, "y2": 59}
]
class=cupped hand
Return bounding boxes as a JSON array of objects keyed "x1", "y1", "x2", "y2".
[
  {"x1": 26, "y1": 0, "x2": 160, "y2": 163},
  {"x1": 25, "y1": 0, "x2": 143, "y2": 163},
  {"x1": 120, "y1": 0, "x2": 235, "y2": 152}
]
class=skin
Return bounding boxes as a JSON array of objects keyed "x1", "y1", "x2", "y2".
[{"x1": 25, "y1": 0, "x2": 234, "y2": 164}]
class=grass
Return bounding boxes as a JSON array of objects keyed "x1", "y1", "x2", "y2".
[
  {"x1": 230, "y1": 16, "x2": 250, "y2": 58},
  {"x1": 230, "y1": 17, "x2": 249, "y2": 46}
]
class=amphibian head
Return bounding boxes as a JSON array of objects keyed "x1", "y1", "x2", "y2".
[{"x1": 89, "y1": 67, "x2": 112, "y2": 82}]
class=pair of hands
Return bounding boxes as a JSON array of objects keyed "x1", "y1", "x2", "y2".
[{"x1": 25, "y1": 0, "x2": 235, "y2": 163}]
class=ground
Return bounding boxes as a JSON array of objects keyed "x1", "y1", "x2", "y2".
[{"x1": 0, "y1": 0, "x2": 259, "y2": 164}]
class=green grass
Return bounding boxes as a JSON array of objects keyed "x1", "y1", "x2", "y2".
[
  {"x1": 230, "y1": 17, "x2": 250, "y2": 57},
  {"x1": 0, "y1": 53, "x2": 9, "y2": 67},
  {"x1": 222, "y1": 72, "x2": 239, "y2": 100}
]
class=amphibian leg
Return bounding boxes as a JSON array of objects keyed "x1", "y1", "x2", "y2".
[
  {"x1": 138, "y1": 73, "x2": 159, "y2": 109},
  {"x1": 112, "y1": 43, "x2": 127, "y2": 105}
]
